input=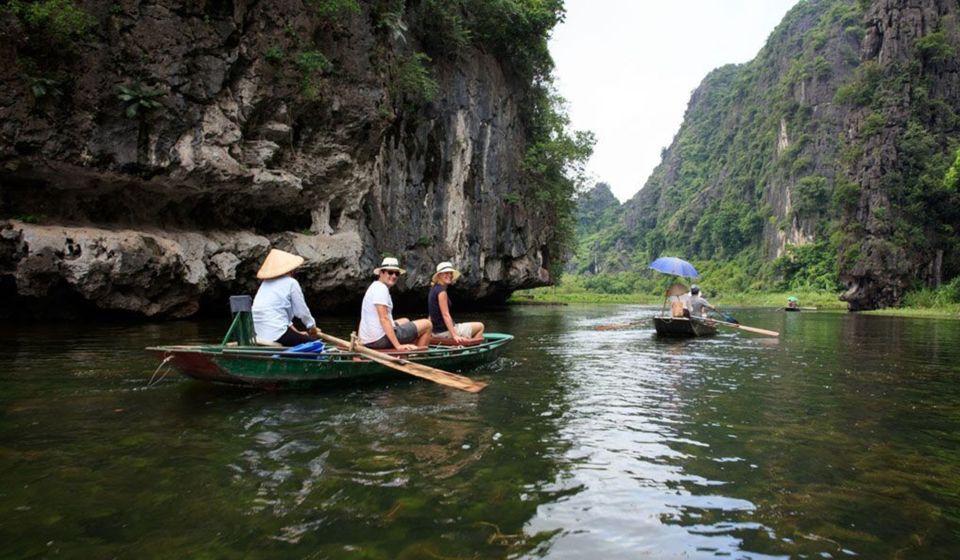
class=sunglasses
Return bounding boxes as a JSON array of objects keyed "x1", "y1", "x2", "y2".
[{"x1": 384, "y1": 270, "x2": 400, "y2": 277}]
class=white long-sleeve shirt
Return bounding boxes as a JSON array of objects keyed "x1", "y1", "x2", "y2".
[{"x1": 251, "y1": 276, "x2": 316, "y2": 342}]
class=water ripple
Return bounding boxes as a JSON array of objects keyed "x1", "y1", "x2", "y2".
[{"x1": 3, "y1": 309, "x2": 960, "y2": 558}]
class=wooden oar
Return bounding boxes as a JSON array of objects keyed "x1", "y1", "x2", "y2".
[
  {"x1": 593, "y1": 320, "x2": 645, "y2": 331},
  {"x1": 315, "y1": 332, "x2": 487, "y2": 393},
  {"x1": 699, "y1": 318, "x2": 779, "y2": 337}
]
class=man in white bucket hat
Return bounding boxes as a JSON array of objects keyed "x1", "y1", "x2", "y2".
[
  {"x1": 358, "y1": 257, "x2": 431, "y2": 350},
  {"x1": 428, "y1": 261, "x2": 484, "y2": 343},
  {"x1": 251, "y1": 248, "x2": 322, "y2": 346}
]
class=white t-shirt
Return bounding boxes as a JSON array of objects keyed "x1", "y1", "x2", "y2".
[
  {"x1": 251, "y1": 276, "x2": 316, "y2": 341},
  {"x1": 359, "y1": 281, "x2": 393, "y2": 343}
]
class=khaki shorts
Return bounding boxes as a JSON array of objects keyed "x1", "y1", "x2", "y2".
[
  {"x1": 366, "y1": 322, "x2": 419, "y2": 349},
  {"x1": 433, "y1": 323, "x2": 474, "y2": 338}
]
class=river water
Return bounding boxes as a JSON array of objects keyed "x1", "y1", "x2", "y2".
[{"x1": 1, "y1": 305, "x2": 959, "y2": 559}]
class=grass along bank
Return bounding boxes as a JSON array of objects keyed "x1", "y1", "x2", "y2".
[
  {"x1": 861, "y1": 307, "x2": 960, "y2": 318},
  {"x1": 510, "y1": 286, "x2": 960, "y2": 318},
  {"x1": 507, "y1": 287, "x2": 960, "y2": 319},
  {"x1": 862, "y1": 284, "x2": 960, "y2": 318},
  {"x1": 510, "y1": 285, "x2": 847, "y2": 309},
  {"x1": 511, "y1": 275, "x2": 960, "y2": 318}
]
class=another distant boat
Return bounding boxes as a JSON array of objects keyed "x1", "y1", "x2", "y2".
[
  {"x1": 652, "y1": 316, "x2": 718, "y2": 337},
  {"x1": 784, "y1": 296, "x2": 815, "y2": 312}
]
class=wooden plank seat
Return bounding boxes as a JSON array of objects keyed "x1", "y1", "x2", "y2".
[
  {"x1": 430, "y1": 336, "x2": 484, "y2": 347},
  {"x1": 335, "y1": 344, "x2": 428, "y2": 355}
]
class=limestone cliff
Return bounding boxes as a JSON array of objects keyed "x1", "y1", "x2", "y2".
[
  {"x1": 836, "y1": 0, "x2": 960, "y2": 309},
  {"x1": 572, "y1": 0, "x2": 960, "y2": 310},
  {"x1": 0, "y1": 0, "x2": 563, "y2": 317}
]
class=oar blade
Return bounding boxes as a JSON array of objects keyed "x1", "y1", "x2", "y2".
[
  {"x1": 737, "y1": 325, "x2": 780, "y2": 337},
  {"x1": 592, "y1": 320, "x2": 645, "y2": 331},
  {"x1": 593, "y1": 323, "x2": 628, "y2": 331},
  {"x1": 392, "y1": 359, "x2": 487, "y2": 392},
  {"x1": 708, "y1": 319, "x2": 779, "y2": 337}
]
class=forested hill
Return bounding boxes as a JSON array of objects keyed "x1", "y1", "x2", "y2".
[{"x1": 571, "y1": 0, "x2": 960, "y2": 310}]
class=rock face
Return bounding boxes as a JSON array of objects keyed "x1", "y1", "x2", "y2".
[
  {"x1": 0, "y1": 1, "x2": 554, "y2": 317},
  {"x1": 583, "y1": 0, "x2": 864, "y2": 277},
  {"x1": 836, "y1": 0, "x2": 960, "y2": 310},
  {"x1": 568, "y1": 0, "x2": 960, "y2": 310}
]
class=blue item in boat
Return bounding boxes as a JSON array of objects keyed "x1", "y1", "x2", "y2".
[
  {"x1": 273, "y1": 340, "x2": 326, "y2": 358},
  {"x1": 286, "y1": 341, "x2": 325, "y2": 353}
]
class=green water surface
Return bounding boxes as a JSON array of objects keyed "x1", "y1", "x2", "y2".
[{"x1": 1, "y1": 306, "x2": 958, "y2": 558}]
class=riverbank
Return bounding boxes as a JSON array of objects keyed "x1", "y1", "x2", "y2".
[
  {"x1": 510, "y1": 287, "x2": 960, "y2": 319},
  {"x1": 861, "y1": 306, "x2": 960, "y2": 319},
  {"x1": 510, "y1": 287, "x2": 848, "y2": 309}
]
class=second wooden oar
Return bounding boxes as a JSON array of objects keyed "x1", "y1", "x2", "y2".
[
  {"x1": 316, "y1": 332, "x2": 488, "y2": 393},
  {"x1": 701, "y1": 318, "x2": 779, "y2": 337}
]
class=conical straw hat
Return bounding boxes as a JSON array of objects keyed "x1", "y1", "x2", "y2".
[
  {"x1": 257, "y1": 249, "x2": 304, "y2": 279},
  {"x1": 665, "y1": 283, "x2": 687, "y2": 297}
]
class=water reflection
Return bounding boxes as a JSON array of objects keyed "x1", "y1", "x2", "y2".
[
  {"x1": 524, "y1": 308, "x2": 781, "y2": 557},
  {"x1": 521, "y1": 306, "x2": 960, "y2": 559},
  {"x1": 163, "y1": 308, "x2": 578, "y2": 557},
  {"x1": 1, "y1": 307, "x2": 959, "y2": 558}
]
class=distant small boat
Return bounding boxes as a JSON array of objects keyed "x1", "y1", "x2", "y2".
[
  {"x1": 652, "y1": 316, "x2": 717, "y2": 337},
  {"x1": 784, "y1": 307, "x2": 801, "y2": 312}
]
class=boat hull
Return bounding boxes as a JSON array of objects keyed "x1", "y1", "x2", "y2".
[
  {"x1": 148, "y1": 333, "x2": 513, "y2": 388},
  {"x1": 652, "y1": 317, "x2": 717, "y2": 337}
]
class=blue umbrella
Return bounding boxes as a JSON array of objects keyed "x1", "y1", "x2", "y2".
[{"x1": 648, "y1": 256, "x2": 700, "y2": 278}]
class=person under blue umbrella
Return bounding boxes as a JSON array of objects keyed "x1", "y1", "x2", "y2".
[{"x1": 683, "y1": 284, "x2": 716, "y2": 319}]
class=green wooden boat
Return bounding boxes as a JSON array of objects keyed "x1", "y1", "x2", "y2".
[{"x1": 147, "y1": 297, "x2": 513, "y2": 389}]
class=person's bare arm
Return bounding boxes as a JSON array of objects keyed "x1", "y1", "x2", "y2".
[
  {"x1": 376, "y1": 304, "x2": 417, "y2": 350},
  {"x1": 438, "y1": 291, "x2": 464, "y2": 343}
]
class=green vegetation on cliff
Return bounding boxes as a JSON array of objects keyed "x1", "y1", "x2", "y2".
[
  {"x1": 5, "y1": 0, "x2": 94, "y2": 49},
  {"x1": 564, "y1": 0, "x2": 960, "y2": 311},
  {"x1": 413, "y1": 0, "x2": 594, "y2": 279}
]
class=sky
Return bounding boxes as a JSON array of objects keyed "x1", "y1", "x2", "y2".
[{"x1": 549, "y1": 0, "x2": 801, "y2": 202}]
